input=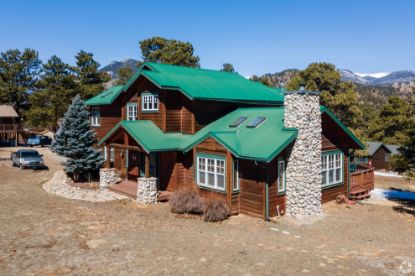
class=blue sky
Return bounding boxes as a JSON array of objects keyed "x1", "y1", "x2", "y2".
[{"x1": 0, "y1": 0, "x2": 414, "y2": 76}]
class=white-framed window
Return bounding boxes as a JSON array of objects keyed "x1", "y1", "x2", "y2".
[
  {"x1": 385, "y1": 154, "x2": 390, "y2": 162},
  {"x1": 321, "y1": 151, "x2": 343, "y2": 188},
  {"x1": 141, "y1": 92, "x2": 159, "y2": 111},
  {"x1": 91, "y1": 107, "x2": 100, "y2": 126},
  {"x1": 127, "y1": 103, "x2": 138, "y2": 120},
  {"x1": 197, "y1": 154, "x2": 226, "y2": 191},
  {"x1": 277, "y1": 158, "x2": 286, "y2": 194}
]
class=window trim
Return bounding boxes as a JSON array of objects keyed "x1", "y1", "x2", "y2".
[
  {"x1": 141, "y1": 92, "x2": 159, "y2": 112},
  {"x1": 196, "y1": 153, "x2": 226, "y2": 193},
  {"x1": 321, "y1": 150, "x2": 344, "y2": 189},
  {"x1": 232, "y1": 159, "x2": 239, "y2": 192},
  {"x1": 91, "y1": 107, "x2": 100, "y2": 127},
  {"x1": 277, "y1": 157, "x2": 286, "y2": 195},
  {"x1": 126, "y1": 102, "x2": 138, "y2": 120}
]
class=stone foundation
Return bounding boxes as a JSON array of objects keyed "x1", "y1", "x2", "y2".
[
  {"x1": 99, "y1": 168, "x2": 121, "y2": 191},
  {"x1": 137, "y1": 177, "x2": 158, "y2": 204},
  {"x1": 284, "y1": 91, "x2": 322, "y2": 217}
]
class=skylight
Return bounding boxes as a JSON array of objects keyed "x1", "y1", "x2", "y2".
[
  {"x1": 246, "y1": 116, "x2": 266, "y2": 128},
  {"x1": 229, "y1": 116, "x2": 248, "y2": 127}
]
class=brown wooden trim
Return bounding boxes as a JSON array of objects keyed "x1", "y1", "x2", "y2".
[
  {"x1": 145, "y1": 153, "x2": 150, "y2": 178},
  {"x1": 110, "y1": 143, "x2": 143, "y2": 152}
]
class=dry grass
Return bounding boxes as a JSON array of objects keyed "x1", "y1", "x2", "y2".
[
  {"x1": 202, "y1": 197, "x2": 229, "y2": 222},
  {"x1": 169, "y1": 189, "x2": 204, "y2": 215}
]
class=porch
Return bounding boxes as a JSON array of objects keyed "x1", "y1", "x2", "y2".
[
  {"x1": 108, "y1": 179, "x2": 174, "y2": 201},
  {"x1": 349, "y1": 164, "x2": 375, "y2": 200}
]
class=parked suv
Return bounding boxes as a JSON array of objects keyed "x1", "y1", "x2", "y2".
[
  {"x1": 11, "y1": 149, "x2": 45, "y2": 169},
  {"x1": 27, "y1": 135, "x2": 52, "y2": 147}
]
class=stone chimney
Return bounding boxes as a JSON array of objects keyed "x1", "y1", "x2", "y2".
[{"x1": 283, "y1": 90, "x2": 322, "y2": 218}]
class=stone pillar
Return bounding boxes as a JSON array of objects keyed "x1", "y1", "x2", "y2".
[
  {"x1": 99, "y1": 168, "x2": 121, "y2": 191},
  {"x1": 284, "y1": 90, "x2": 322, "y2": 218},
  {"x1": 137, "y1": 177, "x2": 158, "y2": 204}
]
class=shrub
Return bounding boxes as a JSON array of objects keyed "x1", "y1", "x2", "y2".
[
  {"x1": 202, "y1": 198, "x2": 229, "y2": 222},
  {"x1": 169, "y1": 190, "x2": 204, "y2": 215}
]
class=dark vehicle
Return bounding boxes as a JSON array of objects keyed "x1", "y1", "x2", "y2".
[
  {"x1": 27, "y1": 135, "x2": 52, "y2": 147},
  {"x1": 11, "y1": 149, "x2": 45, "y2": 169}
]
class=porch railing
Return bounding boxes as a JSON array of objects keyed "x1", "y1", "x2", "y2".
[
  {"x1": 350, "y1": 164, "x2": 374, "y2": 197},
  {"x1": 0, "y1": 124, "x2": 22, "y2": 133}
]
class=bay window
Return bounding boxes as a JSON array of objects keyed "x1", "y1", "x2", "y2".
[
  {"x1": 197, "y1": 154, "x2": 226, "y2": 191},
  {"x1": 321, "y1": 151, "x2": 343, "y2": 188}
]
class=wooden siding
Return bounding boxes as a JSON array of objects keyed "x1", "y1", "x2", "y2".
[
  {"x1": 238, "y1": 159, "x2": 266, "y2": 218},
  {"x1": 371, "y1": 147, "x2": 390, "y2": 170},
  {"x1": 267, "y1": 156, "x2": 287, "y2": 217},
  {"x1": 321, "y1": 152, "x2": 349, "y2": 203},
  {"x1": 92, "y1": 97, "x2": 122, "y2": 141}
]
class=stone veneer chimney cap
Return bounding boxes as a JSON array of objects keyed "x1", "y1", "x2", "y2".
[{"x1": 283, "y1": 90, "x2": 320, "y2": 95}]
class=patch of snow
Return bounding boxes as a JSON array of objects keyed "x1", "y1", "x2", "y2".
[
  {"x1": 374, "y1": 171, "x2": 403, "y2": 178},
  {"x1": 355, "y1": 72, "x2": 390, "y2": 78}
]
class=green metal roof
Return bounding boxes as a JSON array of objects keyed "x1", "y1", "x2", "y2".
[
  {"x1": 124, "y1": 62, "x2": 284, "y2": 103},
  {"x1": 99, "y1": 107, "x2": 298, "y2": 162},
  {"x1": 85, "y1": 85, "x2": 124, "y2": 106},
  {"x1": 99, "y1": 106, "x2": 364, "y2": 162}
]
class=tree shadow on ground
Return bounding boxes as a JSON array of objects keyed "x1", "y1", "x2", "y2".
[{"x1": 390, "y1": 198, "x2": 415, "y2": 217}]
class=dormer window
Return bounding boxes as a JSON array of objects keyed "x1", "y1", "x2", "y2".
[{"x1": 142, "y1": 92, "x2": 158, "y2": 112}]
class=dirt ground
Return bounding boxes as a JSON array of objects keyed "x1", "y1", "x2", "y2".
[{"x1": 0, "y1": 147, "x2": 414, "y2": 275}]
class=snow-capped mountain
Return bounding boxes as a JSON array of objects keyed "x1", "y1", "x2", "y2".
[{"x1": 339, "y1": 69, "x2": 415, "y2": 85}]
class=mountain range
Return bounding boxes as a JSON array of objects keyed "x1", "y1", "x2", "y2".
[
  {"x1": 338, "y1": 69, "x2": 415, "y2": 85},
  {"x1": 100, "y1": 59, "x2": 415, "y2": 87}
]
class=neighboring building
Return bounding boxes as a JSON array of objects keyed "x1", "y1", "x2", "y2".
[
  {"x1": 354, "y1": 142, "x2": 401, "y2": 171},
  {"x1": 86, "y1": 62, "x2": 370, "y2": 219},
  {"x1": 0, "y1": 105, "x2": 21, "y2": 146}
]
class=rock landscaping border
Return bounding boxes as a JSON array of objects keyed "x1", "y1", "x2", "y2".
[{"x1": 43, "y1": 170, "x2": 128, "y2": 202}]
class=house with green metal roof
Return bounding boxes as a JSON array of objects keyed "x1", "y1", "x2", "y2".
[{"x1": 86, "y1": 62, "x2": 371, "y2": 220}]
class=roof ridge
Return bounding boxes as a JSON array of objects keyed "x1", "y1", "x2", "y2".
[{"x1": 144, "y1": 61, "x2": 241, "y2": 75}]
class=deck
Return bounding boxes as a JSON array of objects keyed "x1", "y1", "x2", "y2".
[
  {"x1": 0, "y1": 124, "x2": 22, "y2": 133},
  {"x1": 350, "y1": 164, "x2": 375, "y2": 200},
  {"x1": 108, "y1": 180, "x2": 174, "y2": 201}
]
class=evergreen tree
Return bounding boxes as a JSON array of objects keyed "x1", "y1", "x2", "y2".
[
  {"x1": 139, "y1": 37, "x2": 200, "y2": 67},
  {"x1": 52, "y1": 95, "x2": 103, "y2": 182},
  {"x1": 250, "y1": 75, "x2": 272, "y2": 87},
  {"x1": 221, "y1": 63, "x2": 235, "y2": 73},
  {"x1": 115, "y1": 66, "x2": 134, "y2": 85},
  {"x1": 286, "y1": 62, "x2": 363, "y2": 130},
  {"x1": 369, "y1": 96, "x2": 412, "y2": 145},
  {"x1": 0, "y1": 49, "x2": 41, "y2": 116},
  {"x1": 25, "y1": 55, "x2": 77, "y2": 130},
  {"x1": 75, "y1": 50, "x2": 110, "y2": 99}
]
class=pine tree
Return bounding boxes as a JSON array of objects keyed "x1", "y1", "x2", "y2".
[
  {"x1": 52, "y1": 95, "x2": 103, "y2": 182},
  {"x1": 75, "y1": 50, "x2": 110, "y2": 99},
  {"x1": 25, "y1": 55, "x2": 77, "y2": 130}
]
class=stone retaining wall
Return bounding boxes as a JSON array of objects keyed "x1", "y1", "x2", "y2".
[
  {"x1": 284, "y1": 91, "x2": 322, "y2": 217},
  {"x1": 137, "y1": 177, "x2": 158, "y2": 204}
]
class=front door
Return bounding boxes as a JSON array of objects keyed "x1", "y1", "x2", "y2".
[{"x1": 127, "y1": 150, "x2": 140, "y2": 180}]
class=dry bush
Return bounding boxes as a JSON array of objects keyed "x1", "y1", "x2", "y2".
[
  {"x1": 202, "y1": 198, "x2": 229, "y2": 222},
  {"x1": 169, "y1": 189, "x2": 204, "y2": 215}
]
